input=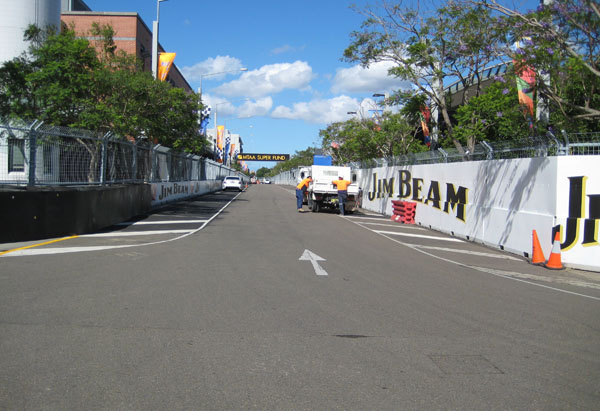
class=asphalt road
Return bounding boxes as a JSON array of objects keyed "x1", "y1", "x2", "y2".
[{"x1": 1, "y1": 185, "x2": 599, "y2": 410}]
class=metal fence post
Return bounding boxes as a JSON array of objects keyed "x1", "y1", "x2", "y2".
[
  {"x1": 481, "y1": 141, "x2": 494, "y2": 160},
  {"x1": 560, "y1": 130, "x2": 570, "y2": 155},
  {"x1": 151, "y1": 144, "x2": 160, "y2": 182},
  {"x1": 100, "y1": 132, "x2": 112, "y2": 185},
  {"x1": 27, "y1": 120, "x2": 41, "y2": 187},
  {"x1": 437, "y1": 147, "x2": 448, "y2": 163},
  {"x1": 132, "y1": 140, "x2": 138, "y2": 182}
]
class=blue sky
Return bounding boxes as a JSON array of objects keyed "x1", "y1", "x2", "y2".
[
  {"x1": 84, "y1": 0, "x2": 538, "y2": 171},
  {"x1": 83, "y1": 0, "x2": 411, "y2": 170}
]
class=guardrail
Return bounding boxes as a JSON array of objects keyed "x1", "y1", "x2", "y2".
[{"x1": 0, "y1": 120, "x2": 244, "y2": 186}]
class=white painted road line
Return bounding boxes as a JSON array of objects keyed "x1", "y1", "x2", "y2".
[
  {"x1": 373, "y1": 230, "x2": 464, "y2": 242},
  {"x1": 2, "y1": 191, "x2": 243, "y2": 258},
  {"x1": 4, "y1": 245, "x2": 137, "y2": 256},
  {"x1": 345, "y1": 216, "x2": 390, "y2": 221},
  {"x1": 116, "y1": 220, "x2": 209, "y2": 226},
  {"x1": 80, "y1": 230, "x2": 192, "y2": 237},
  {"x1": 357, "y1": 222, "x2": 425, "y2": 230},
  {"x1": 409, "y1": 245, "x2": 522, "y2": 260}
]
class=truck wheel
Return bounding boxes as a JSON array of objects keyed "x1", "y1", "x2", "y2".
[{"x1": 313, "y1": 201, "x2": 321, "y2": 213}]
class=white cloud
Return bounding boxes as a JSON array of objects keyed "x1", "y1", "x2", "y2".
[
  {"x1": 203, "y1": 95, "x2": 272, "y2": 119},
  {"x1": 213, "y1": 61, "x2": 313, "y2": 98},
  {"x1": 238, "y1": 97, "x2": 273, "y2": 117},
  {"x1": 331, "y1": 61, "x2": 410, "y2": 94},
  {"x1": 271, "y1": 95, "x2": 368, "y2": 124},
  {"x1": 181, "y1": 56, "x2": 245, "y2": 83}
]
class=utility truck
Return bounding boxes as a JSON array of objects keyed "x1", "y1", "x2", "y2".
[{"x1": 297, "y1": 165, "x2": 359, "y2": 213}]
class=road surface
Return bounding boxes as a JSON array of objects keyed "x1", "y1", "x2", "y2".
[{"x1": 1, "y1": 185, "x2": 599, "y2": 410}]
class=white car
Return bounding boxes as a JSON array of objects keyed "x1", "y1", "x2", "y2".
[{"x1": 222, "y1": 176, "x2": 243, "y2": 191}]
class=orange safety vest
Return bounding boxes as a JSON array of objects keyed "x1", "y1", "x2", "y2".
[
  {"x1": 332, "y1": 179, "x2": 352, "y2": 191},
  {"x1": 297, "y1": 178, "x2": 312, "y2": 190}
]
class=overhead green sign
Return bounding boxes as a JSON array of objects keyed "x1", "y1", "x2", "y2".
[{"x1": 237, "y1": 153, "x2": 290, "y2": 161}]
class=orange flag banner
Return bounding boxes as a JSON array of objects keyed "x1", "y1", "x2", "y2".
[{"x1": 158, "y1": 52, "x2": 176, "y2": 81}]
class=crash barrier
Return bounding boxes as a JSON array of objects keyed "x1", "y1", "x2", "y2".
[
  {"x1": 272, "y1": 135, "x2": 600, "y2": 271},
  {"x1": 355, "y1": 156, "x2": 599, "y2": 272},
  {"x1": 0, "y1": 120, "x2": 246, "y2": 242},
  {"x1": 0, "y1": 184, "x2": 152, "y2": 243},
  {"x1": 391, "y1": 200, "x2": 417, "y2": 224},
  {"x1": 0, "y1": 120, "x2": 244, "y2": 186}
]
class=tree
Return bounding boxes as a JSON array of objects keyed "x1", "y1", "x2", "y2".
[
  {"x1": 270, "y1": 147, "x2": 317, "y2": 175},
  {"x1": 344, "y1": 0, "x2": 508, "y2": 152},
  {"x1": 453, "y1": 79, "x2": 531, "y2": 146},
  {"x1": 475, "y1": 0, "x2": 600, "y2": 128},
  {"x1": 320, "y1": 111, "x2": 428, "y2": 163},
  {"x1": 0, "y1": 24, "x2": 209, "y2": 154}
]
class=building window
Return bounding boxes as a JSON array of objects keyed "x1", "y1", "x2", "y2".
[{"x1": 8, "y1": 139, "x2": 25, "y2": 172}]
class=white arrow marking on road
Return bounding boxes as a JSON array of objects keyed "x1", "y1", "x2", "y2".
[{"x1": 299, "y1": 249, "x2": 329, "y2": 276}]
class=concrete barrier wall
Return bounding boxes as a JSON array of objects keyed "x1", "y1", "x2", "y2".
[
  {"x1": 150, "y1": 180, "x2": 222, "y2": 207},
  {"x1": 0, "y1": 180, "x2": 225, "y2": 243},
  {"x1": 356, "y1": 156, "x2": 599, "y2": 272},
  {"x1": 0, "y1": 184, "x2": 152, "y2": 243}
]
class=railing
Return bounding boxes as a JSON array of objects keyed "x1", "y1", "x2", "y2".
[
  {"x1": 348, "y1": 131, "x2": 600, "y2": 169},
  {"x1": 0, "y1": 120, "x2": 244, "y2": 186},
  {"x1": 270, "y1": 131, "x2": 599, "y2": 185}
]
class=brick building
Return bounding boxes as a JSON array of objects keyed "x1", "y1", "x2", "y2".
[{"x1": 61, "y1": 11, "x2": 193, "y2": 93}]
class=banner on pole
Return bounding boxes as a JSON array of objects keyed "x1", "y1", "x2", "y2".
[{"x1": 158, "y1": 53, "x2": 176, "y2": 81}]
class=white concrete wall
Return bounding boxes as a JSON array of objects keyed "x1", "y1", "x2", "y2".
[
  {"x1": 150, "y1": 180, "x2": 222, "y2": 207},
  {"x1": 356, "y1": 156, "x2": 599, "y2": 272}
]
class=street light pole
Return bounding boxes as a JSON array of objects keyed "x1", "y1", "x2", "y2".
[{"x1": 152, "y1": 0, "x2": 169, "y2": 79}]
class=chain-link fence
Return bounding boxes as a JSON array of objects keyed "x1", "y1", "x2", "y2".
[
  {"x1": 348, "y1": 131, "x2": 600, "y2": 169},
  {"x1": 0, "y1": 120, "x2": 243, "y2": 186}
]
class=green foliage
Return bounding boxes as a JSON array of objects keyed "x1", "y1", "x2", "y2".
[
  {"x1": 344, "y1": 1, "x2": 509, "y2": 152},
  {"x1": 255, "y1": 167, "x2": 271, "y2": 178},
  {"x1": 270, "y1": 147, "x2": 317, "y2": 175},
  {"x1": 320, "y1": 112, "x2": 428, "y2": 164},
  {"x1": 453, "y1": 80, "x2": 531, "y2": 148},
  {"x1": 479, "y1": 0, "x2": 600, "y2": 125},
  {"x1": 0, "y1": 24, "x2": 208, "y2": 154}
]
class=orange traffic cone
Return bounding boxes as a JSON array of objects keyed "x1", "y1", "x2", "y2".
[
  {"x1": 545, "y1": 231, "x2": 564, "y2": 270},
  {"x1": 531, "y1": 230, "x2": 546, "y2": 265}
]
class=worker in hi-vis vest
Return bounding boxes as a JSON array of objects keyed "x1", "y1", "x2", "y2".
[
  {"x1": 332, "y1": 176, "x2": 353, "y2": 215},
  {"x1": 296, "y1": 176, "x2": 312, "y2": 212}
]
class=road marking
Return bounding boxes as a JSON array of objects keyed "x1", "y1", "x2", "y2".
[
  {"x1": 380, "y1": 230, "x2": 600, "y2": 301},
  {"x1": 344, "y1": 215, "x2": 600, "y2": 300},
  {"x1": 373, "y1": 230, "x2": 464, "y2": 242},
  {"x1": 409, "y1": 245, "x2": 522, "y2": 260},
  {"x1": 299, "y1": 249, "x2": 329, "y2": 276},
  {"x1": 116, "y1": 220, "x2": 209, "y2": 226},
  {"x1": 357, "y1": 222, "x2": 425, "y2": 230},
  {"x1": 0, "y1": 236, "x2": 79, "y2": 256},
  {"x1": 345, "y1": 216, "x2": 391, "y2": 221},
  {"x1": 80, "y1": 230, "x2": 192, "y2": 237},
  {"x1": 1, "y1": 192, "x2": 243, "y2": 257}
]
